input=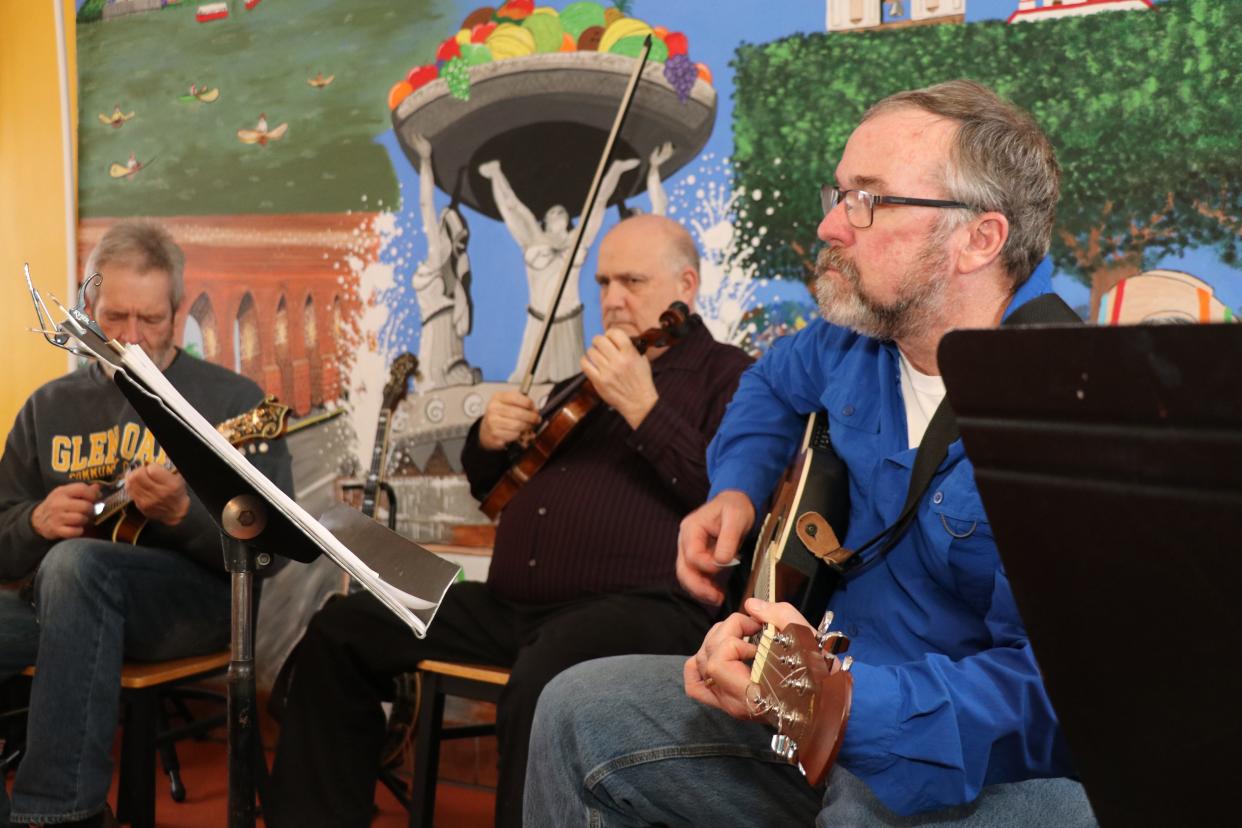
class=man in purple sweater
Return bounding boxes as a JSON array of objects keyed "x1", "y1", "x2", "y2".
[{"x1": 268, "y1": 214, "x2": 752, "y2": 828}]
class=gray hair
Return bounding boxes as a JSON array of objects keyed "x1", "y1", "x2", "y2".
[
  {"x1": 84, "y1": 220, "x2": 185, "y2": 308},
  {"x1": 864, "y1": 79, "x2": 1061, "y2": 287}
]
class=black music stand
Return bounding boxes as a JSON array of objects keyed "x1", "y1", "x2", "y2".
[
  {"x1": 111, "y1": 370, "x2": 459, "y2": 827},
  {"x1": 939, "y1": 323, "x2": 1242, "y2": 827}
]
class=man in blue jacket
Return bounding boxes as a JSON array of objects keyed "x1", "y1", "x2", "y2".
[{"x1": 523, "y1": 80, "x2": 1098, "y2": 825}]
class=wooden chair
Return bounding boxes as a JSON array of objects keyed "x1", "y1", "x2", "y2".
[
  {"x1": 406, "y1": 659, "x2": 510, "y2": 828},
  {"x1": 22, "y1": 650, "x2": 230, "y2": 828}
]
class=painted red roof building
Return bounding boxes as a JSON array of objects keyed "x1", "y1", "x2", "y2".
[{"x1": 1008, "y1": 0, "x2": 1154, "y2": 24}]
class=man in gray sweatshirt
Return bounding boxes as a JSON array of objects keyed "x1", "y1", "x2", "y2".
[{"x1": 0, "y1": 221, "x2": 292, "y2": 827}]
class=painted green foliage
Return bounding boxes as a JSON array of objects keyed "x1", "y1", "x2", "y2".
[
  {"x1": 78, "y1": 0, "x2": 106, "y2": 24},
  {"x1": 77, "y1": 0, "x2": 452, "y2": 217},
  {"x1": 730, "y1": 0, "x2": 1242, "y2": 286}
]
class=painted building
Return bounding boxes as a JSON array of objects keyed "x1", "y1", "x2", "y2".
[
  {"x1": 1008, "y1": 0, "x2": 1154, "y2": 25},
  {"x1": 1097, "y1": 270, "x2": 1236, "y2": 325},
  {"x1": 827, "y1": 0, "x2": 966, "y2": 32}
]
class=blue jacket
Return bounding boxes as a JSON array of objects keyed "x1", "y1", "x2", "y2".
[{"x1": 708, "y1": 260, "x2": 1077, "y2": 815}]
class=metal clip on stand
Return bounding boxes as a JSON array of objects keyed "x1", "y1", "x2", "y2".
[{"x1": 220, "y1": 494, "x2": 270, "y2": 828}]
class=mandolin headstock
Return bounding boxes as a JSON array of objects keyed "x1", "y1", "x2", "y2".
[
  {"x1": 217, "y1": 396, "x2": 291, "y2": 446},
  {"x1": 749, "y1": 611, "x2": 854, "y2": 786}
]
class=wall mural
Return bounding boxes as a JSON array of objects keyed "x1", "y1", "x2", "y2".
[{"x1": 75, "y1": 0, "x2": 1239, "y2": 556}]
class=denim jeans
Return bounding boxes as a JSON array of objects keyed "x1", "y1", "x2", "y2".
[
  {"x1": 1, "y1": 588, "x2": 40, "y2": 827},
  {"x1": 2, "y1": 539, "x2": 230, "y2": 826},
  {"x1": 525, "y1": 655, "x2": 1099, "y2": 828},
  {"x1": 0, "y1": 589, "x2": 39, "y2": 682}
]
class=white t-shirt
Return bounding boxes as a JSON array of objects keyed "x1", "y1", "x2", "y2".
[{"x1": 898, "y1": 350, "x2": 947, "y2": 449}]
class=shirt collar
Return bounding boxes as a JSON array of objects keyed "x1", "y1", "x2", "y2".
[{"x1": 1002, "y1": 255, "x2": 1055, "y2": 322}]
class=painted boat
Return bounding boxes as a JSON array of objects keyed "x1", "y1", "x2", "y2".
[
  {"x1": 237, "y1": 122, "x2": 288, "y2": 145},
  {"x1": 196, "y1": 3, "x2": 228, "y2": 23},
  {"x1": 178, "y1": 88, "x2": 220, "y2": 103}
]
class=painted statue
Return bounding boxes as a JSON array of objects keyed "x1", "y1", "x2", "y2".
[
  {"x1": 479, "y1": 156, "x2": 640, "y2": 384},
  {"x1": 409, "y1": 133, "x2": 480, "y2": 389}
]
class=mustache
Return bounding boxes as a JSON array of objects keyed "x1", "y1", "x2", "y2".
[{"x1": 814, "y1": 246, "x2": 857, "y2": 281}]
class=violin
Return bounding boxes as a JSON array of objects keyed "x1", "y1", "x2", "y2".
[{"x1": 479, "y1": 301, "x2": 694, "y2": 520}]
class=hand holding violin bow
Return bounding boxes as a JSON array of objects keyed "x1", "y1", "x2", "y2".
[{"x1": 479, "y1": 391, "x2": 541, "y2": 452}]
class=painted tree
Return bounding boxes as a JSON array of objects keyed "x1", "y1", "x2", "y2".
[{"x1": 731, "y1": 0, "x2": 1242, "y2": 316}]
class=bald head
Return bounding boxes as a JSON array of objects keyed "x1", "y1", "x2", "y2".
[
  {"x1": 595, "y1": 215, "x2": 700, "y2": 337},
  {"x1": 604, "y1": 214, "x2": 700, "y2": 278}
]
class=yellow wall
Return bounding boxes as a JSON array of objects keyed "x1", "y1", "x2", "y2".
[{"x1": 0, "y1": 1, "x2": 77, "y2": 436}]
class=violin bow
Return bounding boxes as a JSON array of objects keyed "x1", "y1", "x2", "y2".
[{"x1": 517, "y1": 35, "x2": 654, "y2": 396}]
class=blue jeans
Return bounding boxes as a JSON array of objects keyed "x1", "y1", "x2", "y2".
[
  {"x1": 524, "y1": 655, "x2": 1099, "y2": 827},
  {"x1": 0, "y1": 589, "x2": 39, "y2": 681},
  {"x1": 1, "y1": 587, "x2": 40, "y2": 826},
  {"x1": 2, "y1": 539, "x2": 230, "y2": 826}
]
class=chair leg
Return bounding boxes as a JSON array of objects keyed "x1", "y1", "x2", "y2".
[
  {"x1": 408, "y1": 674, "x2": 445, "y2": 828},
  {"x1": 116, "y1": 687, "x2": 158, "y2": 828},
  {"x1": 0, "y1": 744, "x2": 22, "y2": 774},
  {"x1": 158, "y1": 741, "x2": 186, "y2": 803}
]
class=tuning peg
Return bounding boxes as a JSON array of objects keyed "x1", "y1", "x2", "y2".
[
  {"x1": 770, "y1": 734, "x2": 797, "y2": 763},
  {"x1": 816, "y1": 611, "x2": 835, "y2": 637},
  {"x1": 781, "y1": 673, "x2": 812, "y2": 693},
  {"x1": 841, "y1": 655, "x2": 853, "y2": 672},
  {"x1": 820, "y1": 630, "x2": 850, "y2": 655},
  {"x1": 816, "y1": 611, "x2": 851, "y2": 654}
]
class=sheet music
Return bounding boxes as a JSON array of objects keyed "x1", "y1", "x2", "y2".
[{"x1": 116, "y1": 345, "x2": 441, "y2": 635}]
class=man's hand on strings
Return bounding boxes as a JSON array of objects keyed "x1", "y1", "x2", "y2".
[
  {"x1": 676, "y1": 490, "x2": 755, "y2": 607},
  {"x1": 581, "y1": 329, "x2": 657, "y2": 430},
  {"x1": 479, "y1": 391, "x2": 540, "y2": 451},
  {"x1": 684, "y1": 598, "x2": 812, "y2": 720},
  {"x1": 30, "y1": 482, "x2": 101, "y2": 540},
  {"x1": 127, "y1": 464, "x2": 190, "y2": 526}
]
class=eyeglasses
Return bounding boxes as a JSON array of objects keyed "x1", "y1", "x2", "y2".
[{"x1": 820, "y1": 185, "x2": 974, "y2": 229}]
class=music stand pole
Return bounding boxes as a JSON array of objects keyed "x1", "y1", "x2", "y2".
[{"x1": 220, "y1": 495, "x2": 269, "y2": 828}]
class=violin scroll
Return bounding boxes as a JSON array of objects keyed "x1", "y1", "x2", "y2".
[{"x1": 634, "y1": 301, "x2": 694, "y2": 355}]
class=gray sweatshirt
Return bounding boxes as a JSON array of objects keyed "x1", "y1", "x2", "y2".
[{"x1": 0, "y1": 350, "x2": 293, "y2": 581}]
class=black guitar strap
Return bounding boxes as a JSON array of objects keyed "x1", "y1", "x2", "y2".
[{"x1": 828, "y1": 291, "x2": 1081, "y2": 574}]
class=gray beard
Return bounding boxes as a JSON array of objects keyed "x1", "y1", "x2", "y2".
[{"x1": 813, "y1": 242, "x2": 949, "y2": 342}]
